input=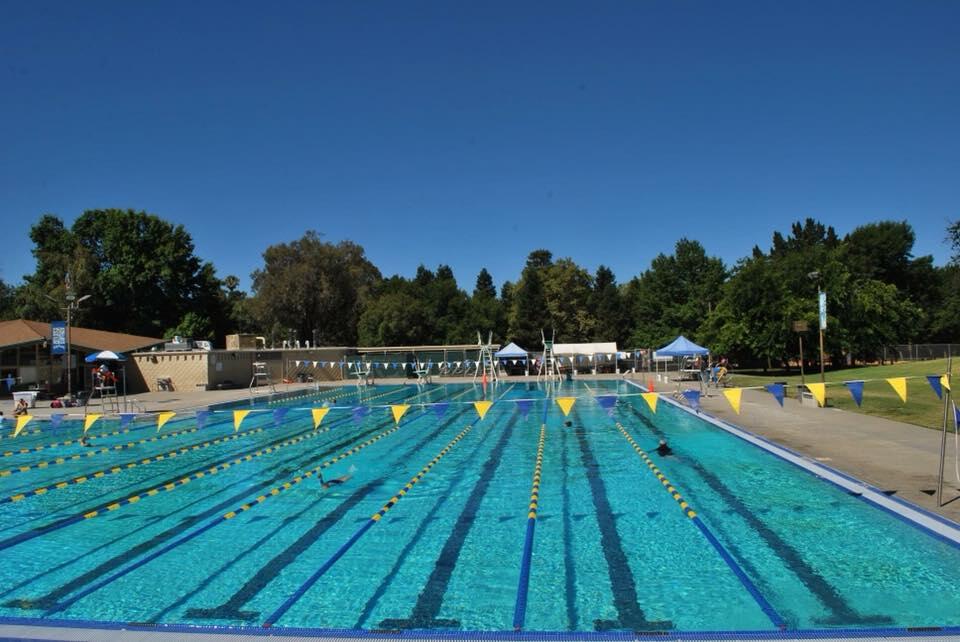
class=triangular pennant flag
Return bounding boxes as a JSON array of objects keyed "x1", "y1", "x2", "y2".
[
  {"x1": 195, "y1": 410, "x2": 210, "y2": 429},
  {"x1": 886, "y1": 377, "x2": 907, "y2": 404},
  {"x1": 432, "y1": 402, "x2": 449, "y2": 419},
  {"x1": 954, "y1": 401, "x2": 959, "y2": 428},
  {"x1": 352, "y1": 406, "x2": 371, "y2": 424},
  {"x1": 843, "y1": 380, "x2": 864, "y2": 407},
  {"x1": 927, "y1": 375, "x2": 944, "y2": 400},
  {"x1": 84, "y1": 414, "x2": 102, "y2": 434},
  {"x1": 474, "y1": 400, "x2": 493, "y2": 420},
  {"x1": 806, "y1": 383, "x2": 826, "y2": 408},
  {"x1": 313, "y1": 361, "x2": 319, "y2": 367},
  {"x1": 941, "y1": 374, "x2": 951, "y2": 392},
  {"x1": 272, "y1": 408, "x2": 290, "y2": 427},
  {"x1": 13, "y1": 415, "x2": 33, "y2": 437},
  {"x1": 157, "y1": 411, "x2": 176, "y2": 432},
  {"x1": 391, "y1": 404, "x2": 410, "y2": 424},
  {"x1": 641, "y1": 392, "x2": 658, "y2": 413},
  {"x1": 311, "y1": 407, "x2": 330, "y2": 430},
  {"x1": 295, "y1": 360, "x2": 301, "y2": 367},
  {"x1": 595, "y1": 395, "x2": 617, "y2": 411},
  {"x1": 233, "y1": 410, "x2": 251, "y2": 431},
  {"x1": 555, "y1": 397, "x2": 576, "y2": 417},
  {"x1": 722, "y1": 388, "x2": 743, "y2": 414},
  {"x1": 50, "y1": 413, "x2": 66, "y2": 429},
  {"x1": 515, "y1": 399, "x2": 532, "y2": 418},
  {"x1": 119, "y1": 413, "x2": 136, "y2": 428},
  {"x1": 681, "y1": 389, "x2": 700, "y2": 410},
  {"x1": 764, "y1": 383, "x2": 785, "y2": 407}
]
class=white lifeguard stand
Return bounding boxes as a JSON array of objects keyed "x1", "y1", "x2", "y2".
[
  {"x1": 473, "y1": 331, "x2": 498, "y2": 384},
  {"x1": 249, "y1": 362, "x2": 276, "y2": 394},
  {"x1": 352, "y1": 360, "x2": 373, "y2": 386},
  {"x1": 537, "y1": 329, "x2": 562, "y2": 382},
  {"x1": 92, "y1": 376, "x2": 120, "y2": 413}
]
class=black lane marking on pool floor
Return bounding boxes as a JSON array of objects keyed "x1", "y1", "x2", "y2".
[
  {"x1": 184, "y1": 406, "x2": 473, "y2": 622},
  {"x1": 2, "y1": 412, "x2": 409, "y2": 611},
  {"x1": 627, "y1": 404, "x2": 891, "y2": 627},
  {"x1": 560, "y1": 424, "x2": 579, "y2": 628},
  {"x1": 377, "y1": 411, "x2": 520, "y2": 630},
  {"x1": 571, "y1": 409, "x2": 672, "y2": 633},
  {"x1": 351, "y1": 407, "x2": 494, "y2": 629}
]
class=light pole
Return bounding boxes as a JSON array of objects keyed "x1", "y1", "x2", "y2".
[
  {"x1": 47, "y1": 279, "x2": 91, "y2": 400},
  {"x1": 808, "y1": 271, "x2": 826, "y2": 385}
]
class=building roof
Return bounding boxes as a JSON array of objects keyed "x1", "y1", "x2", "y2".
[{"x1": 0, "y1": 319, "x2": 164, "y2": 353}]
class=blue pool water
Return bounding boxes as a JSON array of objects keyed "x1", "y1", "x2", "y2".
[{"x1": 0, "y1": 379, "x2": 959, "y2": 634}]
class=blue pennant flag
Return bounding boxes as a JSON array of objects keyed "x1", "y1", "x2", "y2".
[
  {"x1": 352, "y1": 406, "x2": 371, "y2": 424},
  {"x1": 272, "y1": 408, "x2": 290, "y2": 427},
  {"x1": 954, "y1": 401, "x2": 959, "y2": 428},
  {"x1": 119, "y1": 413, "x2": 136, "y2": 429},
  {"x1": 682, "y1": 389, "x2": 701, "y2": 409},
  {"x1": 844, "y1": 380, "x2": 864, "y2": 407},
  {"x1": 764, "y1": 383, "x2": 785, "y2": 407},
  {"x1": 595, "y1": 395, "x2": 617, "y2": 410},
  {"x1": 515, "y1": 399, "x2": 533, "y2": 418},
  {"x1": 432, "y1": 402, "x2": 449, "y2": 419},
  {"x1": 195, "y1": 410, "x2": 210, "y2": 430},
  {"x1": 927, "y1": 375, "x2": 944, "y2": 400},
  {"x1": 50, "y1": 413, "x2": 66, "y2": 429}
]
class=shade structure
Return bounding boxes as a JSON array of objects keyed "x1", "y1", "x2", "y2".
[
  {"x1": 655, "y1": 335, "x2": 709, "y2": 357},
  {"x1": 494, "y1": 342, "x2": 528, "y2": 358},
  {"x1": 85, "y1": 350, "x2": 127, "y2": 362}
]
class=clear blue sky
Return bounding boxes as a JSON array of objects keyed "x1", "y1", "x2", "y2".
[{"x1": 2, "y1": 1, "x2": 958, "y2": 292}]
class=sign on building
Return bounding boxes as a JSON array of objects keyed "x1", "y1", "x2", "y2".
[{"x1": 51, "y1": 320, "x2": 67, "y2": 355}]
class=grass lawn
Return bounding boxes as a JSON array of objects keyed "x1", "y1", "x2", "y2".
[{"x1": 731, "y1": 358, "x2": 956, "y2": 429}]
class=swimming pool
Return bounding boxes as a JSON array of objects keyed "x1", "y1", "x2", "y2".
[{"x1": 0, "y1": 379, "x2": 959, "y2": 637}]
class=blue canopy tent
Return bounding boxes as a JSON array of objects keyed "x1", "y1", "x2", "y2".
[
  {"x1": 655, "y1": 336, "x2": 710, "y2": 392},
  {"x1": 495, "y1": 342, "x2": 529, "y2": 376}
]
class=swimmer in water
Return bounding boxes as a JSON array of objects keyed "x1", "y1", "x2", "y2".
[
  {"x1": 655, "y1": 439, "x2": 673, "y2": 456},
  {"x1": 318, "y1": 469, "x2": 351, "y2": 490}
]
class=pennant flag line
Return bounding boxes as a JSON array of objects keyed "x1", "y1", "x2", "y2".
[
  {"x1": 886, "y1": 377, "x2": 907, "y2": 404},
  {"x1": 641, "y1": 392, "x2": 658, "y2": 414},
  {"x1": 927, "y1": 375, "x2": 944, "y2": 400},
  {"x1": 723, "y1": 388, "x2": 743, "y2": 414},
  {"x1": 681, "y1": 389, "x2": 701, "y2": 410},
  {"x1": 555, "y1": 397, "x2": 576, "y2": 417},
  {"x1": 84, "y1": 414, "x2": 102, "y2": 434},
  {"x1": 432, "y1": 402, "x2": 450, "y2": 419},
  {"x1": 233, "y1": 410, "x2": 251, "y2": 432},
  {"x1": 13, "y1": 415, "x2": 33, "y2": 437},
  {"x1": 391, "y1": 404, "x2": 410, "y2": 424},
  {"x1": 844, "y1": 380, "x2": 864, "y2": 407},
  {"x1": 474, "y1": 400, "x2": 493, "y2": 420},
  {"x1": 157, "y1": 411, "x2": 176, "y2": 432},
  {"x1": 806, "y1": 383, "x2": 826, "y2": 408},
  {"x1": 311, "y1": 407, "x2": 330, "y2": 430},
  {"x1": 764, "y1": 383, "x2": 785, "y2": 407},
  {"x1": 942, "y1": 374, "x2": 951, "y2": 392},
  {"x1": 515, "y1": 399, "x2": 532, "y2": 419}
]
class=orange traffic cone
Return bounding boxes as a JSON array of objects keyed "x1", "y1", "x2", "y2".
[{"x1": 647, "y1": 379, "x2": 655, "y2": 392}]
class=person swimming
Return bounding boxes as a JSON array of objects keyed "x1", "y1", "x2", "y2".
[
  {"x1": 318, "y1": 470, "x2": 351, "y2": 490},
  {"x1": 655, "y1": 439, "x2": 673, "y2": 456}
]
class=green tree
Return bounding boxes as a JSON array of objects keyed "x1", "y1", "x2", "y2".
[
  {"x1": 357, "y1": 291, "x2": 433, "y2": 346},
  {"x1": 0, "y1": 279, "x2": 16, "y2": 320},
  {"x1": 508, "y1": 250, "x2": 553, "y2": 347},
  {"x1": 251, "y1": 231, "x2": 380, "y2": 346},
  {"x1": 589, "y1": 265, "x2": 625, "y2": 344},
  {"x1": 542, "y1": 258, "x2": 596, "y2": 341},
  {"x1": 463, "y1": 268, "x2": 505, "y2": 342}
]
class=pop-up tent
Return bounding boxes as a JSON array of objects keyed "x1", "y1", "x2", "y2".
[
  {"x1": 495, "y1": 342, "x2": 529, "y2": 375},
  {"x1": 654, "y1": 336, "x2": 710, "y2": 392}
]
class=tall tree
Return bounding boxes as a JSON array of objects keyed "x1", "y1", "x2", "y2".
[
  {"x1": 251, "y1": 231, "x2": 380, "y2": 346},
  {"x1": 589, "y1": 265, "x2": 626, "y2": 344},
  {"x1": 508, "y1": 250, "x2": 553, "y2": 347}
]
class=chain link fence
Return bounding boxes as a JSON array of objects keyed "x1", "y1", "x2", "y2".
[{"x1": 884, "y1": 344, "x2": 960, "y2": 361}]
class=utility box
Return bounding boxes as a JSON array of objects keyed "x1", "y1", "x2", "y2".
[{"x1": 225, "y1": 334, "x2": 263, "y2": 350}]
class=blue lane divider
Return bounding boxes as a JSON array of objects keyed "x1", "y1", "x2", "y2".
[
  {"x1": 262, "y1": 417, "x2": 481, "y2": 628},
  {"x1": 512, "y1": 399, "x2": 550, "y2": 630}
]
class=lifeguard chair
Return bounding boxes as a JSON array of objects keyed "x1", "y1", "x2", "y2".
[
  {"x1": 537, "y1": 329, "x2": 561, "y2": 382},
  {"x1": 352, "y1": 360, "x2": 373, "y2": 386},
  {"x1": 473, "y1": 331, "x2": 498, "y2": 384},
  {"x1": 249, "y1": 362, "x2": 276, "y2": 394}
]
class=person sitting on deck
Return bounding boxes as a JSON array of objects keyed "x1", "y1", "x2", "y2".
[{"x1": 13, "y1": 398, "x2": 28, "y2": 416}]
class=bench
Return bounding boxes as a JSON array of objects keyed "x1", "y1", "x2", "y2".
[{"x1": 157, "y1": 377, "x2": 174, "y2": 391}]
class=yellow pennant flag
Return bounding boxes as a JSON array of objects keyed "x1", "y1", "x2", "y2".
[
  {"x1": 941, "y1": 374, "x2": 951, "y2": 392},
  {"x1": 311, "y1": 407, "x2": 330, "y2": 430},
  {"x1": 555, "y1": 397, "x2": 576, "y2": 417},
  {"x1": 391, "y1": 404, "x2": 410, "y2": 424},
  {"x1": 640, "y1": 392, "x2": 658, "y2": 413},
  {"x1": 473, "y1": 400, "x2": 493, "y2": 421},
  {"x1": 805, "y1": 383, "x2": 826, "y2": 408},
  {"x1": 233, "y1": 409, "x2": 251, "y2": 431},
  {"x1": 886, "y1": 377, "x2": 907, "y2": 404},
  {"x1": 13, "y1": 415, "x2": 33, "y2": 438},
  {"x1": 722, "y1": 388, "x2": 743, "y2": 414},
  {"x1": 157, "y1": 411, "x2": 176, "y2": 432},
  {"x1": 84, "y1": 414, "x2": 102, "y2": 434}
]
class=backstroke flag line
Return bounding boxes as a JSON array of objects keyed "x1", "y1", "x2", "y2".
[
  {"x1": 805, "y1": 383, "x2": 826, "y2": 408},
  {"x1": 156, "y1": 411, "x2": 176, "y2": 432},
  {"x1": 84, "y1": 414, "x2": 102, "y2": 434},
  {"x1": 641, "y1": 392, "x2": 658, "y2": 414},
  {"x1": 681, "y1": 389, "x2": 701, "y2": 410},
  {"x1": 723, "y1": 388, "x2": 742, "y2": 414},
  {"x1": 13, "y1": 415, "x2": 32, "y2": 437},
  {"x1": 233, "y1": 410, "x2": 251, "y2": 432},
  {"x1": 390, "y1": 404, "x2": 409, "y2": 424},
  {"x1": 764, "y1": 383, "x2": 785, "y2": 407},
  {"x1": 555, "y1": 397, "x2": 576, "y2": 417},
  {"x1": 311, "y1": 407, "x2": 330, "y2": 430},
  {"x1": 927, "y1": 375, "x2": 944, "y2": 400},
  {"x1": 886, "y1": 377, "x2": 907, "y2": 404},
  {"x1": 474, "y1": 400, "x2": 493, "y2": 420},
  {"x1": 844, "y1": 381, "x2": 864, "y2": 407}
]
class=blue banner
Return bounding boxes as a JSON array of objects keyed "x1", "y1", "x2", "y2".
[
  {"x1": 119, "y1": 413, "x2": 136, "y2": 429},
  {"x1": 51, "y1": 320, "x2": 67, "y2": 355},
  {"x1": 844, "y1": 380, "x2": 864, "y2": 407},
  {"x1": 764, "y1": 383, "x2": 785, "y2": 407},
  {"x1": 681, "y1": 389, "x2": 701, "y2": 410},
  {"x1": 926, "y1": 375, "x2": 943, "y2": 400},
  {"x1": 818, "y1": 291, "x2": 827, "y2": 330}
]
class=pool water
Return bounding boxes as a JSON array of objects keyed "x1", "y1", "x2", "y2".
[{"x1": 0, "y1": 380, "x2": 958, "y2": 634}]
